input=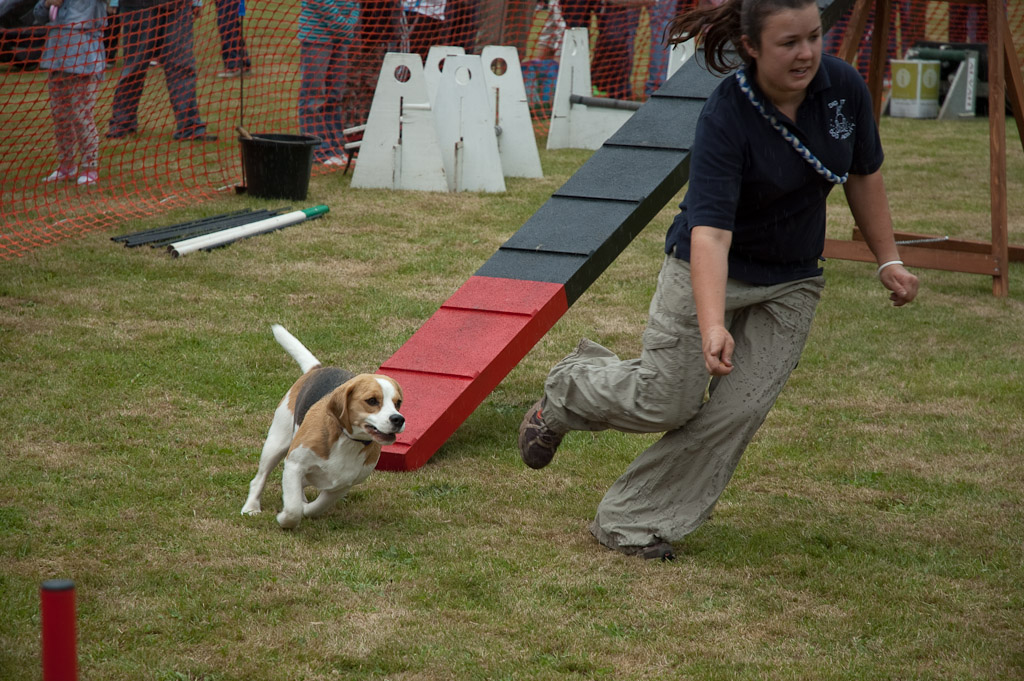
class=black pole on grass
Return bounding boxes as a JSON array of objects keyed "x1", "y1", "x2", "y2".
[
  {"x1": 113, "y1": 209, "x2": 285, "y2": 247},
  {"x1": 113, "y1": 209, "x2": 254, "y2": 244},
  {"x1": 120, "y1": 212, "x2": 273, "y2": 248},
  {"x1": 145, "y1": 211, "x2": 285, "y2": 247}
]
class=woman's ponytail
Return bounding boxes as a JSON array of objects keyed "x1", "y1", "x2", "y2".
[{"x1": 666, "y1": 0, "x2": 744, "y2": 75}]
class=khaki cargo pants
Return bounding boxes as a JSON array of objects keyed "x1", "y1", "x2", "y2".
[{"x1": 541, "y1": 255, "x2": 824, "y2": 552}]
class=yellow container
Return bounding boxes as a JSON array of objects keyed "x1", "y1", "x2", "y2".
[{"x1": 890, "y1": 60, "x2": 941, "y2": 118}]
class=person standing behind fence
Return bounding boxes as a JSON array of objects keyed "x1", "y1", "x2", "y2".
[
  {"x1": 106, "y1": 0, "x2": 215, "y2": 140},
  {"x1": 400, "y1": 0, "x2": 444, "y2": 60},
  {"x1": 214, "y1": 0, "x2": 250, "y2": 78},
  {"x1": 446, "y1": 0, "x2": 479, "y2": 52},
  {"x1": 534, "y1": 0, "x2": 565, "y2": 60},
  {"x1": 561, "y1": 0, "x2": 651, "y2": 99},
  {"x1": 34, "y1": 0, "x2": 106, "y2": 185},
  {"x1": 643, "y1": 0, "x2": 679, "y2": 96},
  {"x1": 103, "y1": 0, "x2": 119, "y2": 64},
  {"x1": 298, "y1": 0, "x2": 358, "y2": 166},
  {"x1": 344, "y1": 0, "x2": 399, "y2": 134},
  {"x1": 592, "y1": 1, "x2": 646, "y2": 98},
  {"x1": 344, "y1": 0, "x2": 398, "y2": 134}
]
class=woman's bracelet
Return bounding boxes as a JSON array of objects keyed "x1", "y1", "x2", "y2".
[{"x1": 876, "y1": 260, "x2": 904, "y2": 278}]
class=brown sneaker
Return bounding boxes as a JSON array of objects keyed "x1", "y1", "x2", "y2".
[
  {"x1": 589, "y1": 521, "x2": 676, "y2": 561},
  {"x1": 518, "y1": 399, "x2": 564, "y2": 469},
  {"x1": 634, "y1": 542, "x2": 676, "y2": 562}
]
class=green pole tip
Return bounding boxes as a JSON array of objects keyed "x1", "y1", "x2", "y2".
[{"x1": 302, "y1": 205, "x2": 330, "y2": 219}]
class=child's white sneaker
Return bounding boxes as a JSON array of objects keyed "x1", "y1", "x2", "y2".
[
  {"x1": 76, "y1": 170, "x2": 98, "y2": 186},
  {"x1": 44, "y1": 167, "x2": 77, "y2": 183}
]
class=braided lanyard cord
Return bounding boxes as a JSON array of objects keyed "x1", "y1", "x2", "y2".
[{"x1": 735, "y1": 67, "x2": 848, "y2": 185}]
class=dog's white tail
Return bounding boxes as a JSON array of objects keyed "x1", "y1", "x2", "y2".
[{"x1": 272, "y1": 324, "x2": 321, "y2": 374}]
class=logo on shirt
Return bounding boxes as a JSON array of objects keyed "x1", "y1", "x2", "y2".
[{"x1": 828, "y1": 99, "x2": 854, "y2": 140}]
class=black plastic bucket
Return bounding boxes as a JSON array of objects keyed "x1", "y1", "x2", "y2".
[{"x1": 239, "y1": 133, "x2": 321, "y2": 200}]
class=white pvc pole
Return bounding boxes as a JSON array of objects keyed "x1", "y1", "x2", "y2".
[{"x1": 169, "y1": 205, "x2": 329, "y2": 257}]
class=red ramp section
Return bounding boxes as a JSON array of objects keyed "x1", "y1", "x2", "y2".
[{"x1": 377, "y1": 275, "x2": 567, "y2": 471}]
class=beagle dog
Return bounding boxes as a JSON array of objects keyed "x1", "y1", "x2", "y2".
[{"x1": 241, "y1": 324, "x2": 405, "y2": 529}]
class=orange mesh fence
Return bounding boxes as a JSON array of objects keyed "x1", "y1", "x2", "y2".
[{"x1": 1, "y1": 0, "x2": 1022, "y2": 259}]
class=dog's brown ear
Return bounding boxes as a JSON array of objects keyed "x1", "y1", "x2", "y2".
[{"x1": 328, "y1": 381, "x2": 355, "y2": 434}]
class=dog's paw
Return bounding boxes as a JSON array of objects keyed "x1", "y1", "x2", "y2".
[
  {"x1": 240, "y1": 503, "x2": 261, "y2": 516},
  {"x1": 276, "y1": 511, "x2": 301, "y2": 529}
]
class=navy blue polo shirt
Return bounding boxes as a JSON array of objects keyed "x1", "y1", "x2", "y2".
[{"x1": 667, "y1": 53, "x2": 884, "y2": 285}]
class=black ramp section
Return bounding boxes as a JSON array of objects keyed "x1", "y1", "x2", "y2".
[
  {"x1": 504, "y1": 197, "x2": 640, "y2": 255},
  {"x1": 604, "y1": 97, "x2": 706, "y2": 150},
  {"x1": 475, "y1": 238, "x2": 656, "y2": 306},
  {"x1": 555, "y1": 147, "x2": 688, "y2": 202},
  {"x1": 652, "y1": 57, "x2": 729, "y2": 99},
  {"x1": 476, "y1": 249, "x2": 588, "y2": 284},
  {"x1": 476, "y1": 0, "x2": 854, "y2": 307}
]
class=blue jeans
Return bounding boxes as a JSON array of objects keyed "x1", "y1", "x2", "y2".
[
  {"x1": 215, "y1": 0, "x2": 250, "y2": 71},
  {"x1": 298, "y1": 39, "x2": 351, "y2": 161},
  {"x1": 108, "y1": 0, "x2": 205, "y2": 136}
]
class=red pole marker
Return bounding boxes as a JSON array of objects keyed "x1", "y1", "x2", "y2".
[{"x1": 40, "y1": 579, "x2": 77, "y2": 681}]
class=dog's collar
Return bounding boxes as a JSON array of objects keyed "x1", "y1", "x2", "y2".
[{"x1": 343, "y1": 429, "x2": 374, "y2": 444}]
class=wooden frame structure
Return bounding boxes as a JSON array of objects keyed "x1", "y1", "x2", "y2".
[{"x1": 822, "y1": 0, "x2": 1024, "y2": 296}]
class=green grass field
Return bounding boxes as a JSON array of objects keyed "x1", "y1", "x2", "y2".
[{"x1": 1, "y1": 117, "x2": 1022, "y2": 680}]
